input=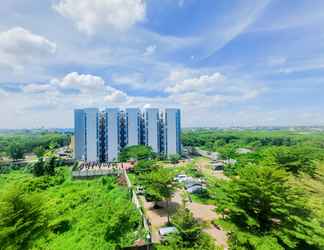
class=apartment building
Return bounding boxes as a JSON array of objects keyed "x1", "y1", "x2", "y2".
[
  {"x1": 74, "y1": 107, "x2": 181, "y2": 162},
  {"x1": 74, "y1": 108, "x2": 99, "y2": 162}
]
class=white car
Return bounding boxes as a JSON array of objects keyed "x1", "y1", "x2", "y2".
[
  {"x1": 159, "y1": 227, "x2": 177, "y2": 241},
  {"x1": 174, "y1": 174, "x2": 188, "y2": 182}
]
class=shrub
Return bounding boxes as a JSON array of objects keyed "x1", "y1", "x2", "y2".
[{"x1": 0, "y1": 186, "x2": 47, "y2": 249}]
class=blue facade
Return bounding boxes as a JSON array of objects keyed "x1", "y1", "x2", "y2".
[{"x1": 74, "y1": 109, "x2": 86, "y2": 160}]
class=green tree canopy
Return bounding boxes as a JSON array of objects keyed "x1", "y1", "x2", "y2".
[
  {"x1": 33, "y1": 146, "x2": 45, "y2": 158},
  {"x1": 140, "y1": 168, "x2": 176, "y2": 223},
  {"x1": 1, "y1": 132, "x2": 69, "y2": 160},
  {"x1": 262, "y1": 146, "x2": 317, "y2": 176},
  {"x1": 32, "y1": 158, "x2": 45, "y2": 177},
  {"x1": 213, "y1": 165, "x2": 324, "y2": 249},
  {"x1": 6, "y1": 142, "x2": 24, "y2": 161},
  {"x1": 133, "y1": 160, "x2": 158, "y2": 175},
  {"x1": 119, "y1": 145, "x2": 155, "y2": 162},
  {"x1": 31, "y1": 156, "x2": 59, "y2": 177},
  {"x1": 158, "y1": 207, "x2": 219, "y2": 250},
  {"x1": 171, "y1": 207, "x2": 202, "y2": 246},
  {"x1": 0, "y1": 186, "x2": 47, "y2": 249}
]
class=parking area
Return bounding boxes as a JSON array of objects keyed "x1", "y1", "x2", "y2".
[{"x1": 140, "y1": 189, "x2": 228, "y2": 249}]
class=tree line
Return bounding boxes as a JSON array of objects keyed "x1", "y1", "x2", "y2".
[{"x1": 0, "y1": 132, "x2": 70, "y2": 161}]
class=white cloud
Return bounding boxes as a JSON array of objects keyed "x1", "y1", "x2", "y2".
[
  {"x1": 53, "y1": 0, "x2": 146, "y2": 35},
  {"x1": 143, "y1": 103, "x2": 151, "y2": 109},
  {"x1": 22, "y1": 72, "x2": 130, "y2": 109},
  {"x1": 143, "y1": 45, "x2": 156, "y2": 56},
  {"x1": 51, "y1": 72, "x2": 105, "y2": 93},
  {"x1": 23, "y1": 83, "x2": 56, "y2": 94},
  {"x1": 0, "y1": 27, "x2": 56, "y2": 70},
  {"x1": 166, "y1": 72, "x2": 225, "y2": 94},
  {"x1": 163, "y1": 69, "x2": 266, "y2": 111},
  {"x1": 167, "y1": 68, "x2": 195, "y2": 82},
  {"x1": 112, "y1": 72, "x2": 144, "y2": 88},
  {"x1": 104, "y1": 88, "x2": 130, "y2": 103}
]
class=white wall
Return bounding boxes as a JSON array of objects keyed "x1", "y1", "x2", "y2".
[
  {"x1": 126, "y1": 108, "x2": 140, "y2": 146},
  {"x1": 74, "y1": 109, "x2": 85, "y2": 160},
  {"x1": 145, "y1": 108, "x2": 159, "y2": 153},
  {"x1": 165, "y1": 108, "x2": 181, "y2": 156},
  {"x1": 84, "y1": 108, "x2": 99, "y2": 162},
  {"x1": 105, "y1": 108, "x2": 119, "y2": 162}
]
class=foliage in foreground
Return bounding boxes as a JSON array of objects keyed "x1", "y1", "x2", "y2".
[
  {"x1": 212, "y1": 165, "x2": 324, "y2": 250},
  {"x1": 0, "y1": 171, "x2": 144, "y2": 250},
  {"x1": 0, "y1": 186, "x2": 47, "y2": 250}
]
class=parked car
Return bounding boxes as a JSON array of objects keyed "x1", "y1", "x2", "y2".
[
  {"x1": 183, "y1": 177, "x2": 202, "y2": 188},
  {"x1": 174, "y1": 174, "x2": 188, "y2": 182},
  {"x1": 213, "y1": 162, "x2": 225, "y2": 171},
  {"x1": 159, "y1": 227, "x2": 177, "y2": 241},
  {"x1": 187, "y1": 184, "x2": 204, "y2": 194}
]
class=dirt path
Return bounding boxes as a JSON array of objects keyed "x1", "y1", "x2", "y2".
[
  {"x1": 140, "y1": 195, "x2": 180, "y2": 243},
  {"x1": 204, "y1": 226, "x2": 228, "y2": 250},
  {"x1": 195, "y1": 157, "x2": 229, "y2": 180},
  {"x1": 141, "y1": 190, "x2": 228, "y2": 249}
]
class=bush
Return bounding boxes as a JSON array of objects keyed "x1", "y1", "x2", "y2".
[
  {"x1": 0, "y1": 186, "x2": 47, "y2": 249},
  {"x1": 133, "y1": 160, "x2": 158, "y2": 175},
  {"x1": 169, "y1": 154, "x2": 181, "y2": 164},
  {"x1": 119, "y1": 145, "x2": 155, "y2": 162},
  {"x1": 50, "y1": 218, "x2": 71, "y2": 234}
]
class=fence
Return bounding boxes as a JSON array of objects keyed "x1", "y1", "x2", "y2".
[
  {"x1": 123, "y1": 169, "x2": 152, "y2": 244},
  {"x1": 72, "y1": 168, "x2": 122, "y2": 179}
]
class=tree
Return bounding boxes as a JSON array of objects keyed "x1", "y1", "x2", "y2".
[
  {"x1": 157, "y1": 207, "x2": 218, "y2": 250},
  {"x1": 44, "y1": 156, "x2": 56, "y2": 176},
  {"x1": 32, "y1": 158, "x2": 45, "y2": 177},
  {"x1": 33, "y1": 146, "x2": 45, "y2": 158},
  {"x1": 133, "y1": 160, "x2": 158, "y2": 175},
  {"x1": 218, "y1": 144, "x2": 238, "y2": 160},
  {"x1": 140, "y1": 168, "x2": 176, "y2": 223},
  {"x1": 6, "y1": 142, "x2": 24, "y2": 161},
  {"x1": 262, "y1": 146, "x2": 317, "y2": 176},
  {"x1": 213, "y1": 165, "x2": 324, "y2": 249},
  {"x1": 119, "y1": 145, "x2": 155, "y2": 162},
  {"x1": 171, "y1": 207, "x2": 202, "y2": 246},
  {"x1": 169, "y1": 154, "x2": 181, "y2": 164},
  {"x1": 31, "y1": 156, "x2": 58, "y2": 177},
  {"x1": 0, "y1": 186, "x2": 47, "y2": 249}
]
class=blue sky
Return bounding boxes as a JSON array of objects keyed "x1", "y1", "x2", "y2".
[{"x1": 0, "y1": 0, "x2": 324, "y2": 128}]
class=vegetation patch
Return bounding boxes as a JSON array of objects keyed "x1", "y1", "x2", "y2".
[{"x1": 0, "y1": 169, "x2": 144, "y2": 250}]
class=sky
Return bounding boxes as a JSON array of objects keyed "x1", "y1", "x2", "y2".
[{"x1": 0, "y1": 0, "x2": 324, "y2": 128}]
